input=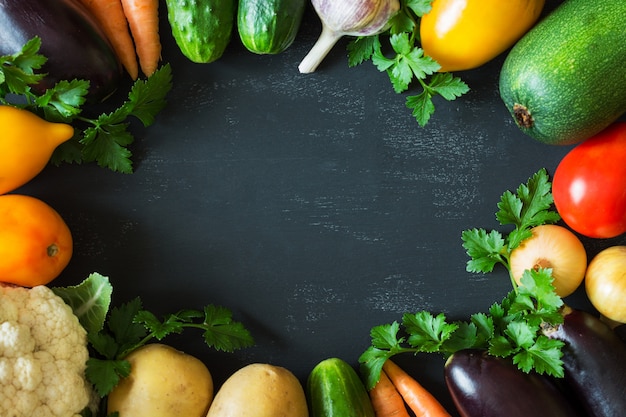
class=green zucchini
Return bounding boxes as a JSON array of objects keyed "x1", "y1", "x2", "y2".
[
  {"x1": 237, "y1": 0, "x2": 306, "y2": 54},
  {"x1": 499, "y1": 0, "x2": 626, "y2": 145},
  {"x1": 165, "y1": 0, "x2": 236, "y2": 63},
  {"x1": 307, "y1": 357, "x2": 375, "y2": 417}
]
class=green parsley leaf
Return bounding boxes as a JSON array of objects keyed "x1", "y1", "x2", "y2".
[
  {"x1": 86, "y1": 357, "x2": 131, "y2": 398},
  {"x1": 0, "y1": 37, "x2": 46, "y2": 97},
  {"x1": 346, "y1": 0, "x2": 468, "y2": 127},
  {"x1": 86, "y1": 296, "x2": 255, "y2": 397},
  {"x1": 496, "y1": 168, "x2": 561, "y2": 249},
  {"x1": 461, "y1": 228, "x2": 506, "y2": 273},
  {"x1": 405, "y1": 0, "x2": 434, "y2": 16},
  {"x1": 201, "y1": 305, "x2": 256, "y2": 352},
  {"x1": 404, "y1": 312, "x2": 458, "y2": 352},
  {"x1": 347, "y1": 36, "x2": 378, "y2": 67},
  {"x1": 461, "y1": 169, "x2": 561, "y2": 287},
  {"x1": 359, "y1": 171, "x2": 567, "y2": 389},
  {"x1": 0, "y1": 37, "x2": 173, "y2": 173}
]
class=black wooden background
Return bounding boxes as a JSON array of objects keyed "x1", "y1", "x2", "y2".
[{"x1": 21, "y1": 1, "x2": 625, "y2": 414}]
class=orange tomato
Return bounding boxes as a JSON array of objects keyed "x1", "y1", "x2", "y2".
[
  {"x1": 0, "y1": 105, "x2": 74, "y2": 195},
  {"x1": 0, "y1": 194, "x2": 73, "y2": 287},
  {"x1": 420, "y1": 0, "x2": 545, "y2": 72}
]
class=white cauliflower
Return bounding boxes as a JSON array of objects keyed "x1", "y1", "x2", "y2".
[{"x1": 0, "y1": 283, "x2": 94, "y2": 417}]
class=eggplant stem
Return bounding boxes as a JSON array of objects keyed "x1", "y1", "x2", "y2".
[{"x1": 298, "y1": 25, "x2": 343, "y2": 74}]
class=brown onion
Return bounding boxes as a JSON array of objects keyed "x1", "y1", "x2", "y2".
[
  {"x1": 509, "y1": 224, "x2": 587, "y2": 297},
  {"x1": 585, "y1": 246, "x2": 626, "y2": 323}
]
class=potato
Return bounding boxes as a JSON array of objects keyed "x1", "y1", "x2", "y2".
[
  {"x1": 207, "y1": 363, "x2": 308, "y2": 417},
  {"x1": 107, "y1": 343, "x2": 214, "y2": 417}
]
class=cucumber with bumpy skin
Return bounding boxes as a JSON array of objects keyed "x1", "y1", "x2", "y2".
[
  {"x1": 165, "y1": 0, "x2": 236, "y2": 63},
  {"x1": 237, "y1": 0, "x2": 306, "y2": 54},
  {"x1": 307, "y1": 357, "x2": 375, "y2": 417},
  {"x1": 499, "y1": 0, "x2": 626, "y2": 145}
]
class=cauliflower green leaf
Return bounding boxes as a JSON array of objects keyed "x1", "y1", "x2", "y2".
[{"x1": 52, "y1": 273, "x2": 113, "y2": 335}]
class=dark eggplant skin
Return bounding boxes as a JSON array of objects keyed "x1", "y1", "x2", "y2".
[
  {"x1": 542, "y1": 306, "x2": 626, "y2": 417},
  {"x1": 0, "y1": 0, "x2": 122, "y2": 101},
  {"x1": 444, "y1": 349, "x2": 585, "y2": 417}
]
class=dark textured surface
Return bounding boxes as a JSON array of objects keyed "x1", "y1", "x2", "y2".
[{"x1": 20, "y1": 3, "x2": 624, "y2": 415}]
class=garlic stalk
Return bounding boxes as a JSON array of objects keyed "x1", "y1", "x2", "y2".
[{"x1": 298, "y1": 0, "x2": 401, "y2": 73}]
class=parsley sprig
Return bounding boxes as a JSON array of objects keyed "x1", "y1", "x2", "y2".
[
  {"x1": 86, "y1": 297, "x2": 255, "y2": 397},
  {"x1": 0, "y1": 37, "x2": 173, "y2": 173},
  {"x1": 462, "y1": 168, "x2": 561, "y2": 289},
  {"x1": 347, "y1": 0, "x2": 469, "y2": 126},
  {"x1": 359, "y1": 169, "x2": 566, "y2": 390}
]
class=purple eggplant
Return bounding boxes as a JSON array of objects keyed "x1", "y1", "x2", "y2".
[
  {"x1": 444, "y1": 349, "x2": 585, "y2": 417},
  {"x1": 0, "y1": 0, "x2": 122, "y2": 101},
  {"x1": 542, "y1": 306, "x2": 626, "y2": 417}
]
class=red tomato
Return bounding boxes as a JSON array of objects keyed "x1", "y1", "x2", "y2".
[{"x1": 552, "y1": 122, "x2": 626, "y2": 238}]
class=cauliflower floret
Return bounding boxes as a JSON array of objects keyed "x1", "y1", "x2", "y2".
[{"x1": 0, "y1": 284, "x2": 94, "y2": 417}]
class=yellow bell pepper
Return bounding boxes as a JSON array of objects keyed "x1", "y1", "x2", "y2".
[
  {"x1": 0, "y1": 105, "x2": 74, "y2": 195},
  {"x1": 420, "y1": 0, "x2": 545, "y2": 72}
]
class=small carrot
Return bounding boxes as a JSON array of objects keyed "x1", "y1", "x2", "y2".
[
  {"x1": 120, "y1": 0, "x2": 161, "y2": 77},
  {"x1": 369, "y1": 367, "x2": 412, "y2": 417},
  {"x1": 382, "y1": 359, "x2": 452, "y2": 417},
  {"x1": 78, "y1": 0, "x2": 139, "y2": 80}
]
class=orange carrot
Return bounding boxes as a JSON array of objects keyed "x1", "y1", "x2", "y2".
[
  {"x1": 78, "y1": 0, "x2": 139, "y2": 80},
  {"x1": 120, "y1": 0, "x2": 161, "y2": 77},
  {"x1": 369, "y1": 367, "x2": 412, "y2": 417},
  {"x1": 382, "y1": 359, "x2": 452, "y2": 417}
]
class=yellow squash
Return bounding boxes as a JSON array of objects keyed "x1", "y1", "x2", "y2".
[
  {"x1": 0, "y1": 105, "x2": 74, "y2": 195},
  {"x1": 420, "y1": 0, "x2": 545, "y2": 72}
]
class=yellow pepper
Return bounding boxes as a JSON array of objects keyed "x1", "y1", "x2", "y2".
[
  {"x1": 0, "y1": 105, "x2": 74, "y2": 195},
  {"x1": 420, "y1": 0, "x2": 545, "y2": 72}
]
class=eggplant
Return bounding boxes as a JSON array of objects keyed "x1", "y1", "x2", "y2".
[
  {"x1": 444, "y1": 349, "x2": 585, "y2": 417},
  {"x1": 0, "y1": 0, "x2": 122, "y2": 101},
  {"x1": 542, "y1": 306, "x2": 626, "y2": 417}
]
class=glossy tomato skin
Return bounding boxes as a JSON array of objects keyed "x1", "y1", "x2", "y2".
[{"x1": 552, "y1": 122, "x2": 626, "y2": 238}]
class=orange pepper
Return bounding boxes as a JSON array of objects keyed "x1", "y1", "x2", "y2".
[{"x1": 420, "y1": 0, "x2": 545, "y2": 72}]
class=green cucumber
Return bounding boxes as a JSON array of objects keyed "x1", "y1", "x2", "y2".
[
  {"x1": 499, "y1": 0, "x2": 626, "y2": 145},
  {"x1": 237, "y1": 0, "x2": 306, "y2": 54},
  {"x1": 307, "y1": 357, "x2": 375, "y2": 417},
  {"x1": 165, "y1": 0, "x2": 236, "y2": 63}
]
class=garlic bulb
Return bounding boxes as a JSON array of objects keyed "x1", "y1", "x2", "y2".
[{"x1": 298, "y1": 0, "x2": 401, "y2": 73}]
